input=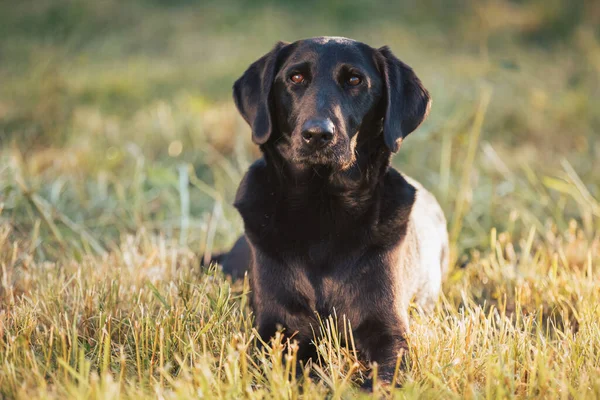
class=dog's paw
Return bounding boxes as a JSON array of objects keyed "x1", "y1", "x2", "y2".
[
  {"x1": 359, "y1": 374, "x2": 401, "y2": 392},
  {"x1": 360, "y1": 377, "x2": 374, "y2": 392}
]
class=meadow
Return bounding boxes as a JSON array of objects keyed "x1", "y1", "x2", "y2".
[{"x1": 1, "y1": 0, "x2": 599, "y2": 398}]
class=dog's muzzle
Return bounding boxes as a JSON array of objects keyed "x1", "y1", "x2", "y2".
[{"x1": 301, "y1": 119, "x2": 335, "y2": 150}]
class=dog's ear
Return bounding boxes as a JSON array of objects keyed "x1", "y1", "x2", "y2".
[
  {"x1": 233, "y1": 41, "x2": 288, "y2": 145},
  {"x1": 377, "y1": 46, "x2": 431, "y2": 153}
]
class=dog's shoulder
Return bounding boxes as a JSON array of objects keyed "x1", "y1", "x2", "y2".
[
  {"x1": 381, "y1": 167, "x2": 417, "y2": 215},
  {"x1": 233, "y1": 158, "x2": 277, "y2": 228},
  {"x1": 234, "y1": 158, "x2": 270, "y2": 206},
  {"x1": 362, "y1": 167, "x2": 417, "y2": 246}
]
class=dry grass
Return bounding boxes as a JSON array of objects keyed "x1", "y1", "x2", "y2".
[
  {"x1": 1, "y1": 0, "x2": 600, "y2": 398},
  {"x1": 1, "y1": 194, "x2": 599, "y2": 399}
]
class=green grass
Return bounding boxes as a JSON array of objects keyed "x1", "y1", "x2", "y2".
[{"x1": 1, "y1": 0, "x2": 600, "y2": 398}]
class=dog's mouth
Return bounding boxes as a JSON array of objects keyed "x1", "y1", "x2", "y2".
[{"x1": 292, "y1": 145, "x2": 355, "y2": 169}]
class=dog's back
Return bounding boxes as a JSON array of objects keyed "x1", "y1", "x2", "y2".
[{"x1": 401, "y1": 176, "x2": 449, "y2": 312}]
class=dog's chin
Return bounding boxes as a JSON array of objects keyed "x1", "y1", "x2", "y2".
[{"x1": 292, "y1": 148, "x2": 355, "y2": 170}]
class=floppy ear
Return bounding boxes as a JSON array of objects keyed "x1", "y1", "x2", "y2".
[
  {"x1": 233, "y1": 41, "x2": 288, "y2": 145},
  {"x1": 378, "y1": 46, "x2": 432, "y2": 153}
]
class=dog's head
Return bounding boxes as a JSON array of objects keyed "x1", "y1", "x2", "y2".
[{"x1": 233, "y1": 37, "x2": 431, "y2": 169}]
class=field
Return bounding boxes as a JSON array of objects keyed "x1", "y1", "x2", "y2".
[{"x1": 1, "y1": 0, "x2": 600, "y2": 398}]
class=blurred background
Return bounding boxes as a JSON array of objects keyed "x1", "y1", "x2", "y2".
[{"x1": 1, "y1": 0, "x2": 599, "y2": 263}]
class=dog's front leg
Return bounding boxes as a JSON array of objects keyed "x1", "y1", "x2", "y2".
[
  {"x1": 353, "y1": 314, "x2": 409, "y2": 389},
  {"x1": 251, "y1": 251, "x2": 319, "y2": 363}
]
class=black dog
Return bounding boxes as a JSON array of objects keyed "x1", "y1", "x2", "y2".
[{"x1": 221, "y1": 37, "x2": 449, "y2": 386}]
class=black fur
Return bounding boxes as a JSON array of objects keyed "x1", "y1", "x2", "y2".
[{"x1": 225, "y1": 37, "x2": 438, "y2": 387}]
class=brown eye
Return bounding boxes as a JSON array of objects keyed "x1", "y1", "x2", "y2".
[
  {"x1": 347, "y1": 76, "x2": 362, "y2": 86},
  {"x1": 290, "y1": 73, "x2": 305, "y2": 84}
]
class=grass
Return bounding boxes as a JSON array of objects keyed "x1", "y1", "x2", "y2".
[{"x1": 1, "y1": 0, "x2": 600, "y2": 398}]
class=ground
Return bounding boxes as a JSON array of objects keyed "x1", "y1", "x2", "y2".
[{"x1": 1, "y1": 0, "x2": 599, "y2": 398}]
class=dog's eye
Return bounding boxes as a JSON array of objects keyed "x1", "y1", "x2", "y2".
[
  {"x1": 290, "y1": 73, "x2": 305, "y2": 84},
  {"x1": 347, "y1": 76, "x2": 362, "y2": 86}
]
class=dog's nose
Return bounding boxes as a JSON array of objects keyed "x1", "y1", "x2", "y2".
[{"x1": 301, "y1": 119, "x2": 334, "y2": 148}]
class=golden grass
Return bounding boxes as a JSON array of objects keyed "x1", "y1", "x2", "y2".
[
  {"x1": 1, "y1": 207, "x2": 599, "y2": 398},
  {"x1": 1, "y1": 91, "x2": 599, "y2": 398}
]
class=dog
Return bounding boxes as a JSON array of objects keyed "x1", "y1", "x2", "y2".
[{"x1": 220, "y1": 36, "x2": 449, "y2": 387}]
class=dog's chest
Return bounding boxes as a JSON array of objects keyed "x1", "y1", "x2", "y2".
[
  {"x1": 307, "y1": 240, "x2": 332, "y2": 265},
  {"x1": 235, "y1": 163, "x2": 415, "y2": 255},
  {"x1": 301, "y1": 262, "x2": 359, "y2": 318}
]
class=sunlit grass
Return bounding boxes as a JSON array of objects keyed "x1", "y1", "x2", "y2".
[
  {"x1": 1, "y1": 203, "x2": 599, "y2": 398},
  {"x1": 2, "y1": 101, "x2": 599, "y2": 397}
]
